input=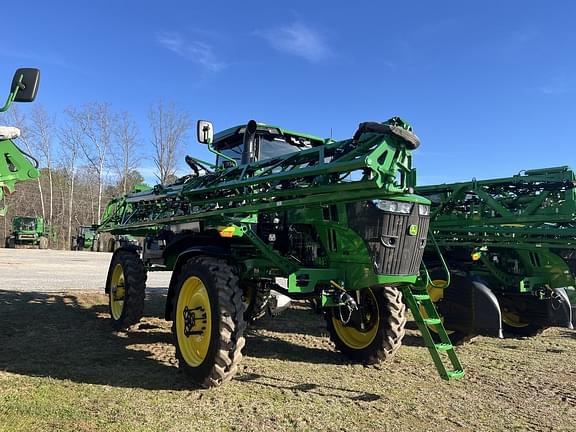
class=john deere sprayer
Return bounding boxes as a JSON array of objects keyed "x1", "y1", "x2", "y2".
[
  {"x1": 417, "y1": 166, "x2": 576, "y2": 342},
  {"x1": 98, "y1": 118, "x2": 463, "y2": 387},
  {"x1": 0, "y1": 68, "x2": 41, "y2": 217}
]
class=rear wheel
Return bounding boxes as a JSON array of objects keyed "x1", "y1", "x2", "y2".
[
  {"x1": 172, "y1": 256, "x2": 246, "y2": 388},
  {"x1": 38, "y1": 236, "x2": 49, "y2": 249},
  {"x1": 325, "y1": 286, "x2": 406, "y2": 363},
  {"x1": 501, "y1": 308, "x2": 544, "y2": 337},
  {"x1": 106, "y1": 250, "x2": 146, "y2": 330}
]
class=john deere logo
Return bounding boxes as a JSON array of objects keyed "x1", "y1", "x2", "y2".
[{"x1": 408, "y1": 225, "x2": 418, "y2": 236}]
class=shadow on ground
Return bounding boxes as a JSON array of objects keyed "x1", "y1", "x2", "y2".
[
  {"x1": 236, "y1": 372, "x2": 381, "y2": 402},
  {"x1": 0, "y1": 290, "x2": 192, "y2": 390},
  {"x1": 0, "y1": 290, "x2": 388, "y2": 390}
]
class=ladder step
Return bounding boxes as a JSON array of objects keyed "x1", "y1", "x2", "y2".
[
  {"x1": 412, "y1": 294, "x2": 430, "y2": 301},
  {"x1": 423, "y1": 318, "x2": 442, "y2": 325},
  {"x1": 446, "y1": 369, "x2": 465, "y2": 380},
  {"x1": 434, "y1": 343, "x2": 453, "y2": 352}
]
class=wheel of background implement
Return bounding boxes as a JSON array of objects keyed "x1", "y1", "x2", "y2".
[
  {"x1": 172, "y1": 256, "x2": 246, "y2": 388},
  {"x1": 422, "y1": 278, "x2": 472, "y2": 345},
  {"x1": 7, "y1": 237, "x2": 15, "y2": 248},
  {"x1": 107, "y1": 238, "x2": 116, "y2": 252},
  {"x1": 38, "y1": 236, "x2": 49, "y2": 250},
  {"x1": 106, "y1": 250, "x2": 146, "y2": 330},
  {"x1": 325, "y1": 286, "x2": 406, "y2": 363},
  {"x1": 241, "y1": 281, "x2": 271, "y2": 323},
  {"x1": 500, "y1": 308, "x2": 544, "y2": 337}
]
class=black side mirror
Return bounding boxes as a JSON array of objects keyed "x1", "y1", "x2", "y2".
[{"x1": 11, "y1": 68, "x2": 40, "y2": 102}]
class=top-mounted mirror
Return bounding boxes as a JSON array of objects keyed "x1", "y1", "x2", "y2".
[
  {"x1": 11, "y1": 68, "x2": 40, "y2": 103},
  {"x1": 197, "y1": 120, "x2": 214, "y2": 145}
]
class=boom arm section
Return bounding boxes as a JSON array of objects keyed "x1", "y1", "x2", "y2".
[
  {"x1": 99, "y1": 118, "x2": 422, "y2": 234},
  {"x1": 0, "y1": 68, "x2": 41, "y2": 216},
  {"x1": 0, "y1": 137, "x2": 40, "y2": 215},
  {"x1": 417, "y1": 166, "x2": 576, "y2": 248}
]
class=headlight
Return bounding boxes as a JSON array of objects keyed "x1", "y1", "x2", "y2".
[
  {"x1": 374, "y1": 200, "x2": 413, "y2": 214},
  {"x1": 418, "y1": 204, "x2": 430, "y2": 216}
]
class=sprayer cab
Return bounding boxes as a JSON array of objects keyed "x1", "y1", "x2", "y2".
[{"x1": 196, "y1": 119, "x2": 329, "y2": 170}]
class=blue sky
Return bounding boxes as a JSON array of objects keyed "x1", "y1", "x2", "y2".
[{"x1": 2, "y1": 0, "x2": 575, "y2": 185}]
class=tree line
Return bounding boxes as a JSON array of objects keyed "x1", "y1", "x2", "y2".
[{"x1": 1, "y1": 100, "x2": 191, "y2": 249}]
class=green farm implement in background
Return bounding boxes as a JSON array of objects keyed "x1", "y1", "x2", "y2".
[
  {"x1": 71, "y1": 225, "x2": 97, "y2": 250},
  {"x1": 417, "y1": 166, "x2": 576, "y2": 342},
  {"x1": 98, "y1": 117, "x2": 463, "y2": 387},
  {"x1": 5, "y1": 215, "x2": 54, "y2": 249},
  {"x1": 0, "y1": 68, "x2": 41, "y2": 216}
]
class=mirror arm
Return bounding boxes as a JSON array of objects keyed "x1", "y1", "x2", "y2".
[
  {"x1": 0, "y1": 73, "x2": 24, "y2": 113},
  {"x1": 208, "y1": 141, "x2": 237, "y2": 167}
]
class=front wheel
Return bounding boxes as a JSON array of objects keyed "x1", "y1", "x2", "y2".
[
  {"x1": 172, "y1": 256, "x2": 246, "y2": 388},
  {"x1": 325, "y1": 286, "x2": 406, "y2": 364},
  {"x1": 106, "y1": 250, "x2": 146, "y2": 330},
  {"x1": 38, "y1": 236, "x2": 49, "y2": 249}
]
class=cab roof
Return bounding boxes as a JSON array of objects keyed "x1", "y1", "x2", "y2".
[{"x1": 213, "y1": 122, "x2": 328, "y2": 146}]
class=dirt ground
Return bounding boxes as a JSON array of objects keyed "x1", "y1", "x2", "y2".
[{"x1": 0, "y1": 249, "x2": 575, "y2": 431}]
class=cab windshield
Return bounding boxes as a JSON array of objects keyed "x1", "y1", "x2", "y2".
[
  {"x1": 215, "y1": 134, "x2": 310, "y2": 167},
  {"x1": 18, "y1": 218, "x2": 36, "y2": 231}
]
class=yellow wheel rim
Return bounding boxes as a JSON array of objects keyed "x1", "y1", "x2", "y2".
[
  {"x1": 421, "y1": 279, "x2": 451, "y2": 335},
  {"x1": 502, "y1": 310, "x2": 530, "y2": 328},
  {"x1": 110, "y1": 263, "x2": 125, "y2": 320},
  {"x1": 176, "y1": 276, "x2": 212, "y2": 367},
  {"x1": 332, "y1": 289, "x2": 379, "y2": 349}
]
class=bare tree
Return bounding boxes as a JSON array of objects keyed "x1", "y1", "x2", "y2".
[
  {"x1": 148, "y1": 99, "x2": 191, "y2": 184},
  {"x1": 59, "y1": 122, "x2": 82, "y2": 246},
  {"x1": 65, "y1": 102, "x2": 112, "y2": 222},
  {"x1": 29, "y1": 105, "x2": 55, "y2": 227},
  {"x1": 112, "y1": 111, "x2": 142, "y2": 194}
]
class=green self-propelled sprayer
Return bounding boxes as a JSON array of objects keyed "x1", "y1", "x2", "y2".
[
  {"x1": 0, "y1": 68, "x2": 41, "y2": 216},
  {"x1": 98, "y1": 117, "x2": 464, "y2": 387},
  {"x1": 417, "y1": 166, "x2": 576, "y2": 342}
]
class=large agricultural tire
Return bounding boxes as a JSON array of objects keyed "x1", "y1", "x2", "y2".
[
  {"x1": 106, "y1": 250, "x2": 147, "y2": 330},
  {"x1": 500, "y1": 309, "x2": 545, "y2": 337},
  {"x1": 172, "y1": 256, "x2": 246, "y2": 388},
  {"x1": 38, "y1": 236, "x2": 49, "y2": 250},
  {"x1": 325, "y1": 286, "x2": 406, "y2": 364},
  {"x1": 7, "y1": 237, "x2": 15, "y2": 248},
  {"x1": 242, "y1": 281, "x2": 271, "y2": 323}
]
